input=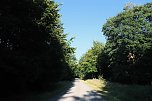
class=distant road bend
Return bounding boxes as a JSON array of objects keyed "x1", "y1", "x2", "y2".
[{"x1": 49, "y1": 78, "x2": 104, "y2": 101}]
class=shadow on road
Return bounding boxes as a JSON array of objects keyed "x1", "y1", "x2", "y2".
[
  {"x1": 58, "y1": 91, "x2": 103, "y2": 101},
  {"x1": 50, "y1": 78, "x2": 104, "y2": 101},
  {"x1": 48, "y1": 79, "x2": 76, "y2": 101},
  {"x1": 1, "y1": 79, "x2": 105, "y2": 101}
]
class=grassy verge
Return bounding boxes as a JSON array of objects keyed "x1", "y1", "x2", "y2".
[
  {"x1": 2, "y1": 81, "x2": 73, "y2": 101},
  {"x1": 23, "y1": 81, "x2": 73, "y2": 101},
  {"x1": 84, "y1": 79, "x2": 152, "y2": 101}
]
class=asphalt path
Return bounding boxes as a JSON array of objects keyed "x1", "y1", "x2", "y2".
[{"x1": 49, "y1": 79, "x2": 104, "y2": 101}]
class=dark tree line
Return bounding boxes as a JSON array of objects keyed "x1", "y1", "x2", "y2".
[
  {"x1": 97, "y1": 2, "x2": 152, "y2": 85},
  {"x1": 0, "y1": 0, "x2": 75, "y2": 96}
]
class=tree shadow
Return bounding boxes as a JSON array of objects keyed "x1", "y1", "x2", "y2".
[
  {"x1": 0, "y1": 79, "x2": 75, "y2": 101},
  {"x1": 50, "y1": 82, "x2": 104, "y2": 101},
  {"x1": 65, "y1": 91, "x2": 103, "y2": 101},
  {"x1": 48, "y1": 79, "x2": 76, "y2": 101},
  {"x1": 97, "y1": 82, "x2": 152, "y2": 101}
]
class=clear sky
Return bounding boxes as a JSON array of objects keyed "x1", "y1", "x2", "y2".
[{"x1": 54, "y1": 0, "x2": 152, "y2": 60}]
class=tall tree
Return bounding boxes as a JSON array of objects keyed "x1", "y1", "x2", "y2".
[
  {"x1": 77, "y1": 41, "x2": 104, "y2": 79},
  {"x1": 98, "y1": 2, "x2": 152, "y2": 84},
  {"x1": 0, "y1": 0, "x2": 75, "y2": 95}
]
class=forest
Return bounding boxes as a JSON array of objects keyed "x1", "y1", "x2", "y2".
[
  {"x1": 0, "y1": 0, "x2": 75, "y2": 97},
  {"x1": 77, "y1": 2, "x2": 152, "y2": 85},
  {"x1": 0, "y1": 0, "x2": 152, "y2": 99}
]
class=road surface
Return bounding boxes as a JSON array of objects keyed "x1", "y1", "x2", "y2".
[{"x1": 49, "y1": 79, "x2": 104, "y2": 101}]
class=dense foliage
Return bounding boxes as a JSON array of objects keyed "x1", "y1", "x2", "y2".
[
  {"x1": 77, "y1": 41, "x2": 104, "y2": 79},
  {"x1": 0, "y1": 0, "x2": 75, "y2": 96},
  {"x1": 97, "y1": 3, "x2": 152, "y2": 84}
]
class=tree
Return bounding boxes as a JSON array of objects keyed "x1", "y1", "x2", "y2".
[
  {"x1": 60, "y1": 36, "x2": 77, "y2": 80},
  {"x1": 77, "y1": 41, "x2": 104, "y2": 79},
  {"x1": 0, "y1": 0, "x2": 75, "y2": 96},
  {"x1": 98, "y1": 2, "x2": 152, "y2": 84}
]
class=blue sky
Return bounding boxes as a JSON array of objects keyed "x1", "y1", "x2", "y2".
[{"x1": 54, "y1": 0, "x2": 152, "y2": 59}]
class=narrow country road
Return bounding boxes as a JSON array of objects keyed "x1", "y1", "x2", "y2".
[{"x1": 49, "y1": 79, "x2": 104, "y2": 101}]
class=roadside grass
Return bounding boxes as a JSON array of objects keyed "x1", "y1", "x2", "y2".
[
  {"x1": 84, "y1": 79, "x2": 152, "y2": 101},
  {"x1": 23, "y1": 81, "x2": 73, "y2": 101},
  {"x1": 84, "y1": 79, "x2": 106, "y2": 91},
  {"x1": 2, "y1": 81, "x2": 73, "y2": 101}
]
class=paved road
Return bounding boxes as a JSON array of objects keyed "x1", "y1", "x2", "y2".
[{"x1": 49, "y1": 79, "x2": 104, "y2": 101}]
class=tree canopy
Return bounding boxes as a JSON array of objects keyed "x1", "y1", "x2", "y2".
[
  {"x1": 76, "y1": 41, "x2": 104, "y2": 79},
  {"x1": 0, "y1": 0, "x2": 76, "y2": 96},
  {"x1": 97, "y1": 2, "x2": 152, "y2": 84}
]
